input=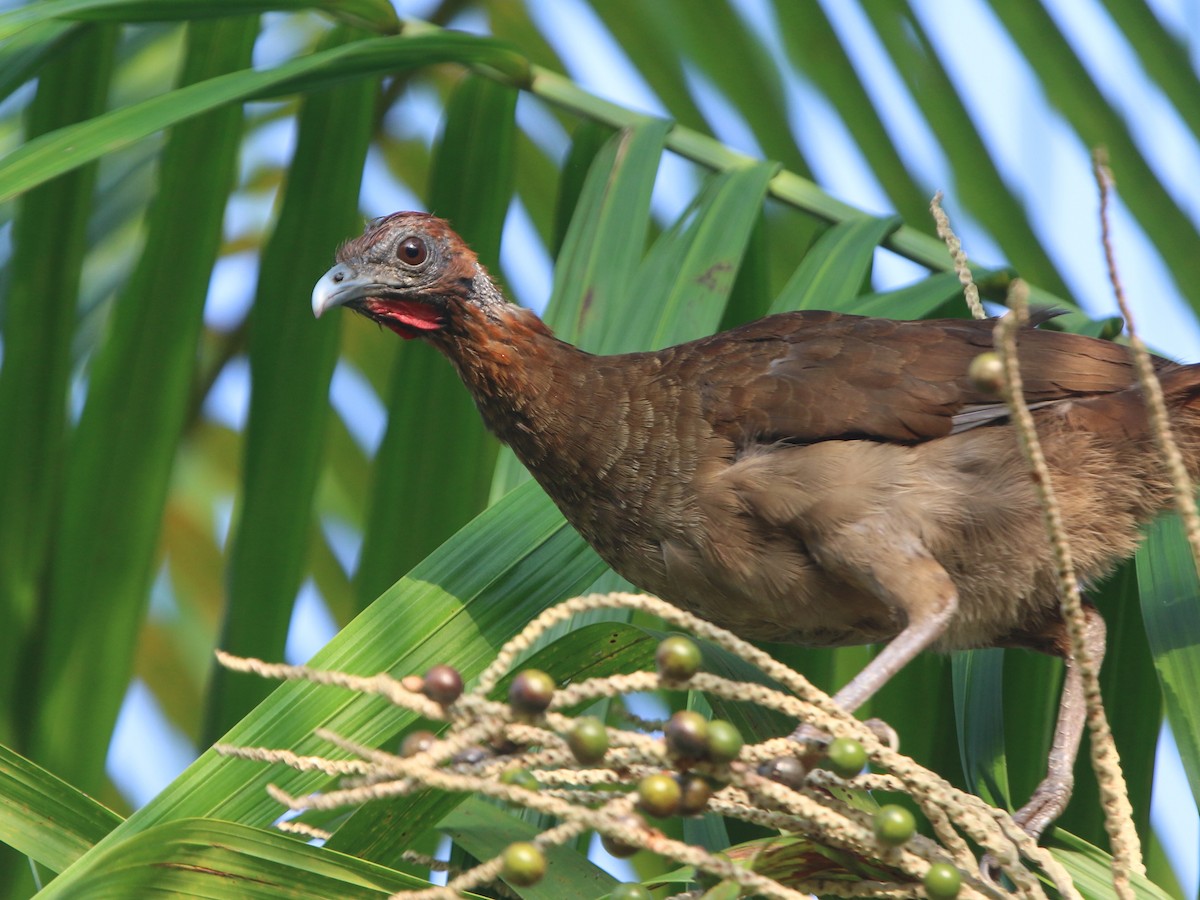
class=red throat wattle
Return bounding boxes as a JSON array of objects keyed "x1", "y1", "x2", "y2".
[{"x1": 364, "y1": 298, "x2": 444, "y2": 340}]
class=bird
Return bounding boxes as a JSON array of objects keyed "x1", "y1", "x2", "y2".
[{"x1": 312, "y1": 210, "x2": 1200, "y2": 841}]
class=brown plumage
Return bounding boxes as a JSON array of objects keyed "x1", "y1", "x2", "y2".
[{"x1": 313, "y1": 211, "x2": 1200, "y2": 839}]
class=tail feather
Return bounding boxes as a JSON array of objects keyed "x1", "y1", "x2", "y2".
[
  {"x1": 1052, "y1": 362, "x2": 1200, "y2": 456},
  {"x1": 1158, "y1": 362, "x2": 1200, "y2": 401}
]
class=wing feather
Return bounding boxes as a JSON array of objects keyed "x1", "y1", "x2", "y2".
[{"x1": 661, "y1": 311, "x2": 1160, "y2": 448}]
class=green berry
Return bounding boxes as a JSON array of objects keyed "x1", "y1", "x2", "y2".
[
  {"x1": 637, "y1": 772, "x2": 682, "y2": 818},
  {"x1": 421, "y1": 664, "x2": 464, "y2": 705},
  {"x1": 677, "y1": 773, "x2": 713, "y2": 816},
  {"x1": 501, "y1": 841, "x2": 545, "y2": 887},
  {"x1": 825, "y1": 736, "x2": 867, "y2": 777},
  {"x1": 665, "y1": 709, "x2": 709, "y2": 758},
  {"x1": 399, "y1": 730, "x2": 436, "y2": 757},
  {"x1": 923, "y1": 862, "x2": 962, "y2": 898},
  {"x1": 610, "y1": 884, "x2": 653, "y2": 900},
  {"x1": 873, "y1": 804, "x2": 917, "y2": 846},
  {"x1": 705, "y1": 719, "x2": 744, "y2": 763},
  {"x1": 509, "y1": 669, "x2": 555, "y2": 714},
  {"x1": 567, "y1": 716, "x2": 609, "y2": 764},
  {"x1": 499, "y1": 767, "x2": 538, "y2": 791},
  {"x1": 656, "y1": 635, "x2": 702, "y2": 680}
]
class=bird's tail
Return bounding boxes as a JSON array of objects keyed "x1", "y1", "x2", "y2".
[
  {"x1": 1055, "y1": 361, "x2": 1200, "y2": 478},
  {"x1": 1160, "y1": 362, "x2": 1200, "y2": 401},
  {"x1": 1151, "y1": 362, "x2": 1200, "y2": 475}
]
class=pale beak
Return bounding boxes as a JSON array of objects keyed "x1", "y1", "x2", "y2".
[{"x1": 311, "y1": 263, "x2": 388, "y2": 318}]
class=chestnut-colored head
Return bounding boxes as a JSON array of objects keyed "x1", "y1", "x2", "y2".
[{"x1": 311, "y1": 212, "x2": 504, "y2": 339}]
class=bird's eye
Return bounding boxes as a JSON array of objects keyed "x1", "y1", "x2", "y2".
[{"x1": 397, "y1": 236, "x2": 429, "y2": 267}]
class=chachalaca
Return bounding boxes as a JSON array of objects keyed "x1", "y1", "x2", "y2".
[{"x1": 312, "y1": 211, "x2": 1200, "y2": 840}]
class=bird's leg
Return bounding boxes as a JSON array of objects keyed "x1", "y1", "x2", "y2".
[
  {"x1": 789, "y1": 523, "x2": 959, "y2": 741},
  {"x1": 827, "y1": 602, "x2": 956, "y2": 713},
  {"x1": 1012, "y1": 603, "x2": 1106, "y2": 840}
]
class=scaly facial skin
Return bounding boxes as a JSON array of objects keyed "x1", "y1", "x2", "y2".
[{"x1": 312, "y1": 211, "x2": 478, "y2": 339}]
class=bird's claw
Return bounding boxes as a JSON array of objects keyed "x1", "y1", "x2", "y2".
[
  {"x1": 788, "y1": 721, "x2": 828, "y2": 749},
  {"x1": 978, "y1": 852, "x2": 1006, "y2": 890},
  {"x1": 862, "y1": 717, "x2": 900, "y2": 751},
  {"x1": 785, "y1": 722, "x2": 835, "y2": 776},
  {"x1": 1011, "y1": 778, "x2": 1072, "y2": 843},
  {"x1": 977, "y1": 784, "x2": 1070, "y2": 888}
]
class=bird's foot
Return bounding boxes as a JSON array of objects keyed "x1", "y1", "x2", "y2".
[
  {"x1": 978, "y1": 777, "x2": 1074, "y2": 884},
  {"x1": 978, "y1": 854, "x2": 1006, "y2": 890},
  {"x1": 1011, "y1": 775, "x2": 1073, "y2": 843},
  {"x1": 861, "y1": 717, "x2": 900, "y2": 751},
  {"x1": 783, "y1": 722, "x2": 833, "y2": 776},
  {"x1": 787, "y1": 721, "x2": 826, "y2": 749}
]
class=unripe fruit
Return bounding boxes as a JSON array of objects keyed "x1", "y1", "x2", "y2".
[
  {"x1": 509, "y1": 669, "x2": 555, "y2": 714},
  {"x1": 421, "y1": 664, "x2": 464, "y2": 705},
  {"x1": 601, "y1": 834, "x2": 639, "y2": 859},
  {"x1": 923, "y1": 862, "x2": 962, "y2": 898},
  {"x1": 501, "y1": 842, "x2": 545, "y2": 886},
  {"x1": 758, "y1": 755, "x2": 806, "y2": 789},
  {"x1": 655, "y1": 635, "x2": 702, "y2": 680},
  {"x1": 599, "y1": 813, "x2": 646, "y2": 858},
  {"x1": 873, "y1": 804, "x2": 917, "y2": 846},
  {"x1": 567, "y1": 717, "x2": 609, "y2": 764},
  {"x1": 637, "y1": 772, "x2": 682, "y2": 818},
  {"x1": 677, "y1": 773, "x2": 713, "y2": 816},
  {"x1": 825, "y1": 736, "x2": 867, "y2": 777},
  {"x1": 705, "y1": 719, "x2": 744, "y2": 763},
  {"x1": 665, "y1": 709, "x2": 709, "y2": 758}
]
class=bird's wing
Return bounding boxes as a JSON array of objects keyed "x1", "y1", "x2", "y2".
[{"x1": 678, "y1": 310, "x2": 1158, "y2": 446}]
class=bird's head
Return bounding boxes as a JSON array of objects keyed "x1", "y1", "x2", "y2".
[{"x1": 311, "y1": 211, "x2": 503, "y2": 339}]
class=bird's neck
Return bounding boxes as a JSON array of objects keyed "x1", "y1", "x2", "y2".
[
  {"x1": 427, "y1": 290, "x2": 694, "y2": 574},
  {"x1": 428, "y1": 299, "x2": 605, "y2": 473}
]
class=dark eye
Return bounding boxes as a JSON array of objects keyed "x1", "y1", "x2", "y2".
[{"x1": 397, "y1": 236, "x2": 428, "y2": 266}]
